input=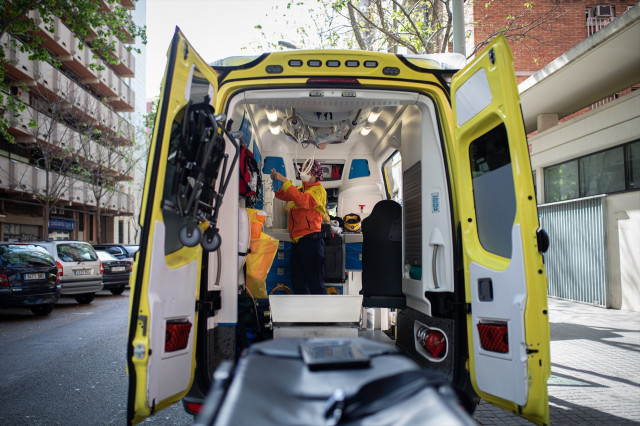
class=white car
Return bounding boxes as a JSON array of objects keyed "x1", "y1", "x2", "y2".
[{"x1": 32, "y1": 241, "x2": 103, "y2": 304}]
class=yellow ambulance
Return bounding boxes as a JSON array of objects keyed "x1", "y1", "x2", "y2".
[{"x1": 127, "y1": 28, "x2": 550, "y2": 425}]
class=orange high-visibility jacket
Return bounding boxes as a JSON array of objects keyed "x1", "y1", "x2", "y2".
[{"x1": 275, "y1": 180, "x2": 327, "y2": 242}]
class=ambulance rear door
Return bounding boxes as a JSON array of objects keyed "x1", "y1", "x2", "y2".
[
  {"x1": 127, "y1": 28, "x2": 228, "y2": 424},
  {"x1": 450, "y1": 35, "x2": 551, "y2": 425}
]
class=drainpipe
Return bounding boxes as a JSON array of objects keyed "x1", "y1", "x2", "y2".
[{"x1": 452, "y1": 0, "x2": 466, "y2": 56}]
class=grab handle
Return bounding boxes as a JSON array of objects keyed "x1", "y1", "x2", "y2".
[{"x1": 432, "y1": 244, "x2": 440, "y2": 289}]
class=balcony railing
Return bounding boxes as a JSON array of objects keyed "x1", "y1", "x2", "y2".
[{"x1": 587, "y1": 17, "x2": 613, "y2": 36}]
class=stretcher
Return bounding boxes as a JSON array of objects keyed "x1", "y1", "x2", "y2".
[{"x1": 194, "y1": 337, "x2": 475, "y2": 426}]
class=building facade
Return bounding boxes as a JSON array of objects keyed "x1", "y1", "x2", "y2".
[
  {"x1": 1, "y1": 0, "x2": 145, "y2": 244},
  {"x1": 471, "y1": 1, "x2": 640, "y2": 311}
]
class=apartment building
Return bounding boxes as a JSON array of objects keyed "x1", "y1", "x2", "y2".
[
  {"x1": 1, "y1": 0, "x2": 145, "y2": 244},
  {"x1": 472, "y1": 1, "x2": 640, "y2": 311}
]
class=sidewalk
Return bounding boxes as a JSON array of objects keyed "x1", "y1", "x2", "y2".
[{"x1": 473, "y1": 298, "x2": 640, "y2": 425}]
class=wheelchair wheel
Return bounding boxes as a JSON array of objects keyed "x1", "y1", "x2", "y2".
[
  {"x1": 179, "y1": 223, "x2": 202, "y2": 247},
  {"x1": 201, "y1": 227, "x2": 222, "y2": 252}
]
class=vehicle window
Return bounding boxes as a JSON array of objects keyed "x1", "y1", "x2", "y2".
[
  {"x1": 57, "y1": 243, "x2": 98, "y2": 262},
  {"x1": 382, "y1": 151, "x2": 402, "y2": 203},
  {"x1": 0, "y1": 245, "x2": 55, "y2": 267},
  {"x1": 124, "y1": 245, "x2": 139, "y2": 255},
  {"x1": 96, "y1": 251, "x2": 118, "y2": 261},
  {"x1": 469, "y1": 123, "x2": 516, "y2": 259}
]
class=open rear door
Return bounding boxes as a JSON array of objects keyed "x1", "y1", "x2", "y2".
[
  {"x1": 450, "y1": 35, "x2": 550, "y2": 425},
  {"x1": 127, "y1": 28, "x2": 227, "y2": 424}
]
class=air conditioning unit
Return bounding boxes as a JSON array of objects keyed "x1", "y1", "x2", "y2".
[{"x1": 595, "y1": 5, "x2": 613, "y2": 17}]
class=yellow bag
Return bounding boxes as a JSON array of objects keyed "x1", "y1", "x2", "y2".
[
  {"x1": 245, "y1": 233, "x2": 278, "y2": 299},
  {"x1": 246, "y1": 208, "x2": 267, "y2": 239}
]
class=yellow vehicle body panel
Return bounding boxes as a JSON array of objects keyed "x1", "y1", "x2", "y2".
[
  {"x1": 127, "y1": 30, "x2": 219, "y2": 424},
  {"x1": 450, "y1": 35, "x2": 550, "y2": 425}
]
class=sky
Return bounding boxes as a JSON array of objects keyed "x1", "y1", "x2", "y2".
[{"x1": 146, "y1": 0, "x2": 314, "y2": 98}]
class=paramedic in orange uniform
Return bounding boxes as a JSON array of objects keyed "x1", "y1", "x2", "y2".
[{"x1": 271, "y1": 161, "x2": 328, "y2": 294}]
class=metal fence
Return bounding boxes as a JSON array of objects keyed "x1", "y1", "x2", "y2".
[{"x1": 538, "y1": 196, "x2": 608, "y2": 307}]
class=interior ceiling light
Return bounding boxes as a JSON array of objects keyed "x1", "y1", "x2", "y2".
[
  {"x1": 367, "y1": 107, "x2": 382, "y2": 123},
  {"x1": 269, "y1": 123, "x2": 281, "y2": 135},
  {"x1": 360, "y1": 123, "x2": 374, "y2": 136},
  {"x1": 266, "y1": 107, "x2": 278, "y2": 123}
]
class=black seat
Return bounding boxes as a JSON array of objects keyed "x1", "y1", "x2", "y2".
[{"x1": 361, "y1": 200, "x2": 405, "y2": 308}]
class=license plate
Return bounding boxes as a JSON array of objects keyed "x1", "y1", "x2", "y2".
[
  {"x1": 24, "y1": 273, "x2": 46, "y2": 280},
  {"x1": 112, "y1": 266, "x2": 126, "y2": 272},
  {"x1": 74, "y1": 269, "x2": 91, "y2": 276}
]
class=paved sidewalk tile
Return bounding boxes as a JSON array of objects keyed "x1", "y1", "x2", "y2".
[{"x1": 473, "y1": 298, "x2": 640, "y2": 425}]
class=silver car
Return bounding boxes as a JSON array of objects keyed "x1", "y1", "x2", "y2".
[{"x1": 32, "y1": 241, "x2": 103, "y2": 304}]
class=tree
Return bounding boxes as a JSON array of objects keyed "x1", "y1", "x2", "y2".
[
  {"x1": 253, "y1": 0, "x2": 567, "y2": 57},
  {"x1": 1, "y1": 0, "x2": 147, "y2": 142},
  {"x1": 75, "y1": 107, "x2": 140, "y2": 244}
]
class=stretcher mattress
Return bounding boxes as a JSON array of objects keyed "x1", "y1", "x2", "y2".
[{"x1": 199, "y1": 337, "x2": 475, "y2": 426}]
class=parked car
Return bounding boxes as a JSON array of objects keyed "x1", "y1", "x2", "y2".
[
  {"x1": 0, "y1": 242, "x2": 60, "y2": 316},
  {"x1": 95, "y1": 250, "x2": 132, "y2": 295},
  {"x1": 32, "y1": 241, "x2": 103, "y2": 304},
  {"x1": 93, "y1": 244, "x2": 139, "y2": 263}
]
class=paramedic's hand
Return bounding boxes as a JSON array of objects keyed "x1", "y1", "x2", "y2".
[{"x1": 270, "y1": 169, "x2": 286, "y2": 183}]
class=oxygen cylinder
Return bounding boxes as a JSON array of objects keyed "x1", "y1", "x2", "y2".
[
  {"x1": 366, "y1": 308, "x2": 375, "y2": 330},
  {"x1": 238, "y1": 208, "x2": 250, "y2": 272}
]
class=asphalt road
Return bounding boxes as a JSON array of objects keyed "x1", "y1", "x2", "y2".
[{"x1": 0, "y1": 290, "x2": 192, "y2": 425}]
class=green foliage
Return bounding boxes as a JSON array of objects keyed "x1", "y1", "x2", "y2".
[
  {"x1": 254, "y1": 0, "x2": 565, "y2": 58},
  {"x1": 0, "y1": 0, "x2": 146, "y2": 141}
]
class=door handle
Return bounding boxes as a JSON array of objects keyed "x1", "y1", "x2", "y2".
[
  {"x1": 432, "y1": 244, "x2": 440, "y2": 289},
  {"x1": 429, "y1": 228, "x2": 445, "y2": 290}
]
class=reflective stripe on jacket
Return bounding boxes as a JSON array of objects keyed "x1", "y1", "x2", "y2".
[{"x1": 275, "y1": 180, "x2": 327, "y2": 242}]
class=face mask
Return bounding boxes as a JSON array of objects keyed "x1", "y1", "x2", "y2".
[{"x1": 300, "y1": 172, "x2": 312, "y2": 183}]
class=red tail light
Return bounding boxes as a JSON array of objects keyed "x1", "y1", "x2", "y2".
[
  {"x1": 0, "y1": 274, "x2": 8, "y2": 287},
  {"x1": 185, "y1": 402, "x2": 203, "y2": 414},
  {"x1": 128, "y1": 262, "x2": 133, "y2": 272},
  {"x1": 56, "y1": 261, "x2": 63, "y2": 278},
  {"x1": 99, "y1": 261, "x2": 104, "y2": 275}
]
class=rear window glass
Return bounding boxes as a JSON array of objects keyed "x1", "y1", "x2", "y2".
[
  {"x1": 0, "y1": 245, "x2": 55, "y2": 267},
  {"x1": 56, "y1": 243, "x2": 98, "y2": 262}
]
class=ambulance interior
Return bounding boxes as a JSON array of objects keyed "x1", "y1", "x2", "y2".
[{"x1": 224, "y1": 87, "x2": 455, "y2": 342}]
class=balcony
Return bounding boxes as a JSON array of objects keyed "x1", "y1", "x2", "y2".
[
  {"x1": 32, "y1": 60, "x2": 59, "y2": 99},
  {"x1": 70, "y1": 180, "x2": 88, "y2": 205},
  {"x1": 109, "y1": 80, "x2": 135, "y2": 112},
  {"x1": 5, "y1": 101, "x2": 38, "y2": 143},
  {"x1": 8, "y1": 159, "x2": 31, "y2": 192},
  {"x1": 0, "y1": 157, "x2": 9, "y2": 190},
  {"x1": 118, "y1": 192, "x2": 134, "y2": 214},
  {"x1": 99, "y1": 190, "x2": 133, "y2": 215},
  {"x1": 112, "y1": 41, "x2": 135, "y2": 77},
  {"x1": 28, "y1": 12, "x2": 73, "y2": 59},
  {"x1": 63, "y1": 41, "x2": 98, "y2": 80},
  {"x1": 2, "y1": 35, "x2": 36, "y2": 83},
  {"x1": 86, "y1": 60, "x2": 118, "y2": 98}
]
